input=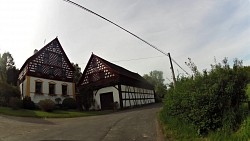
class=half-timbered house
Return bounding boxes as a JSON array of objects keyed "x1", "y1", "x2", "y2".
[
  {"x1": 18, "y1": 38, "x2": 75, "y2": 103},
  {"x1": 77, "y1": 54, "x2": 155, "y2": 110}
]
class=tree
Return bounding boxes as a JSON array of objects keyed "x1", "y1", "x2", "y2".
[
  {"x1": 143, "y1": 70, "x2": 167, "y2": 100},
  {"x1": 71, "y1": 62, "x2": 82, "y2": 83},
  {"x1": 0, "y1": 52, "x2": 15, "y2": 82},
  {"x1": 243, "y1": 66, "x2": 250, "y2": 82},
  {"x1": 6, "y1": 66, "x2": 19, "y2": 86}
]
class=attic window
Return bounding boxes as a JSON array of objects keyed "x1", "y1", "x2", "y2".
[
  {"x1": 92, "y1": 60, "x2": 98, "y2": 68},
  {"x1": 49, "y1": 67, "x2": 54, "y2": 75},
  {"x1": 36, "y1": 64, "x2": 42, "y2": 72},
  {"x1": 57, "y1": 54, "x2": 62, "y2": 66},
  {"x1": 44, "y1": 51, "x2": 49, "y2": 62}
]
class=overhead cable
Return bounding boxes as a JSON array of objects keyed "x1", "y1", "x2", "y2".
[{"x1": 63, "y1": 0, "x2": 190, "y2": 76}]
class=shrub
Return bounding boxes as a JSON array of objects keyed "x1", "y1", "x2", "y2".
[
  {"x1": 22, "y1": 96, "x2": 36, "y2": 110},
  {"x1": 62, "y1": 98, "x2": 77, "y2": 109},
  {"x1": 9, "y1": 97, "x2": 22, "y2": 110},
  {"x1": 0, "y1": 82, "x2": 20, "y2": 106},
  {"x1": 38, "y1": 99, "x2": 55, "y2": 112},
  {"x1": 55, "y1": 97, "x2": 62, "y2": 105},
  {"x1": 162, "y1": 58, "x2": 248, "y2": 135}
]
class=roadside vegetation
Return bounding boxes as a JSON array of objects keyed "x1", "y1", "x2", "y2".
[
  {"x1": 143, "y1": 70, "x2": 167, "y2": 102},
  {"x1": 159, "y1": 58, "x2": 250, "y2": 140}
]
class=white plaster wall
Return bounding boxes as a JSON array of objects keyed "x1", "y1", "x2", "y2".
[
  {"x1": 20, "y1": 78, "x2": 27, "y2": 99},
  {"x1": 93, "y1": 86, "x2": 119, "y2": 110},
  {"x1": 27, "y1": 76, "x2": 74, "y2": 103}
]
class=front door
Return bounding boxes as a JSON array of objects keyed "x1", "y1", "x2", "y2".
[{"x1": 100, "y1": 92, "x2": 114, "y2": 110}]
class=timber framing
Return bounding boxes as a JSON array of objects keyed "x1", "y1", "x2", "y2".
[
  {"x1": 18, "y1": 38, "x2": 75, "y2": 83},
  {"x1": 78, "y1": 54, "x2": 155, "y2": 110}
]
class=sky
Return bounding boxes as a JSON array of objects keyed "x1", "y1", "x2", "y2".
[{"x1": 0, "y1": 0, "x2": 250, "y2": 84}]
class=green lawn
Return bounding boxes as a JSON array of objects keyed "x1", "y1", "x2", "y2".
[{"x1": 0, "y1": 107, "x2": 111, "y2": 118}]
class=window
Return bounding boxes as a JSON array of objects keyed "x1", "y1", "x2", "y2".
[
  {"x1": 62, "y1": 69, "x2": 66, "y2": 78},
  {"x1": 44, "y1": 51, "x2": 49, "y2": 63},
  {"x1": 49, "y1": 83, "x2": 55, "y2": 95},
  {"x1": 62, "y1": 85, "x2": 68, "y2": 96},
  {"x1": 49, "y1": 67, "x2": 54, "y2": 75},
  {"x1": 35, "y1": 81, "x2": 43, "y2": 94},
  {"x1": 57, "y1": 54, "x2": 62, "y2": 66},
  {"x1": 36, "y1": 64, "x2": 42, "y2": 72}
]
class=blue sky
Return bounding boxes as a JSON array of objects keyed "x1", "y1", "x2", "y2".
[{"x1": 0, "y1": 0, "x2": 250, "y2": 83}]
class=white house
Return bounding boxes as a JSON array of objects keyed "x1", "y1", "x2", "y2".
[
  {"x1": 18, "y1": 38, "x2": 75, "y2": 103},
  {"x1": 77, "y1": 54, "x2": 155, "y2": 110}
]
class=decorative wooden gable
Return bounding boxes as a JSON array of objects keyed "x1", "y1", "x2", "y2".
[
  {"x1": 79, "y1": 54, "x2": 117, "y2": 86},
  {"x1": 19, "y1": 38, "x2": 74, "y2": 82}
]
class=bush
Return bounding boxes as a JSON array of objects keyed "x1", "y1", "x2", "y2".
[
  {"x1": 0, "y1": 82, "x2": 20, "y2": 106},
  {"x1": 62, "y1": 98, "x2": 77, "y2": 109},
  {"x1": 162, "y1": 58, "x2": 248, "y2": 135},
  {"x1": 55, "y1": 97, "x2": 62, "y2": 105},
  {"x1": 22, "y1": 96, "x2": 36, "y2": 110},
  {"x1": 38, "y1": 99, "x2": 55, "y2": 112},
  {"x1": 9, "y1": 97, "x2": 22, "y2": 110}
]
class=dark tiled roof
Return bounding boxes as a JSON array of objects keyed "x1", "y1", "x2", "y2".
[
  {"x1": 90, "y1": 54, "x2": 154, "y2": 89},
  {"x1": 18, "y1": 38, "x2": 75, "y2": 76}
]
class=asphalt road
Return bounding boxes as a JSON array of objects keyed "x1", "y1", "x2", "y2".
[{"x1": 0, "y1": 103, "x2": 163, "y2": 141}]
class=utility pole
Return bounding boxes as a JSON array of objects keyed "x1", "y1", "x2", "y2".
[{"x1": 168, "y1": 53, "x2": 176, "y2": 88}]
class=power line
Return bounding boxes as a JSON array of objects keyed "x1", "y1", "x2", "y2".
[
  {"x1": 112, "y1": 55, "x2": 165, "y2": 63},
  {"x1": 81, "y1": 55, "x2": 165, "y2": 65},
  {"x1": 171, "y1": 58, "x2": 190, "y2": 75},
  {"x1": 63, "y1": 0, "x2": 168, "y2": 56},
  {"x1": 63, "y1": 0, "x2": 190, "y2": 76}
]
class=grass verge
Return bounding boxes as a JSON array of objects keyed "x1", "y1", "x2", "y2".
[
  {"x1": 158, "y1": 110, "x2": 202, "y2": 141},
  {"x1": 208, "y1": 114, "x2": 250, "y2": 141},
  {"x1": 159, "y1": 109, "x2": 250, "y2": 141},
  {"x1": 0, "y1": 107, "x2": 111, "y2": 118}
]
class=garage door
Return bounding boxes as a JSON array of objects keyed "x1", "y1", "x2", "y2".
[{"x1": 100, "y1": 92, "x2": 114, "y2": 110}]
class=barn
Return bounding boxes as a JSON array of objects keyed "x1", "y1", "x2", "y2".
[
  {"x1": 77, "y1": 54, "x2": 155, "y2": 110},
  {"x1": 18, "y1": 38, "x2": 76, "y2": 103}
]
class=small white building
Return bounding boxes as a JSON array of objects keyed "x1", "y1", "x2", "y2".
[
  {"x1": 18, "y1": 38, "x2": 75, "y2": 103},
  {"x1": 77, "y1": 54, "x2": 155, "y2": 110}
]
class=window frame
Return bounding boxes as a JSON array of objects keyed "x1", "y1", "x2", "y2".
[
  {"x1": 61, "y1": 83, "x2": 68, "y2": 96},
  {"x1": 48, "y1": 81, "x2": 56, "y2": 95},
  {"x1": 35, "y1": 79, "x2": 43, "y2": 95}
]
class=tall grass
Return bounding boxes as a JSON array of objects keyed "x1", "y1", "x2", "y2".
[
  {"x1": 159, "y1": 109, "x2": 202, "y2": 141},
  {"x1": 208, "y1": 116, "x2": 250, "y2": 141},
  {"x1": 159, "y1": 83, "x2": 250, "y2": 140},
  {"x1": 247, "y1": 84, "x2": 250, "y2": 100},
  {"x1": 159, "y1": 107, "x2": 250, "y2": 141}
]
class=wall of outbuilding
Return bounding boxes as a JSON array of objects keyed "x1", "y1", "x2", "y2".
[{"x1": 91, "y1": 84, "x2": 155, "y2": 110}]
